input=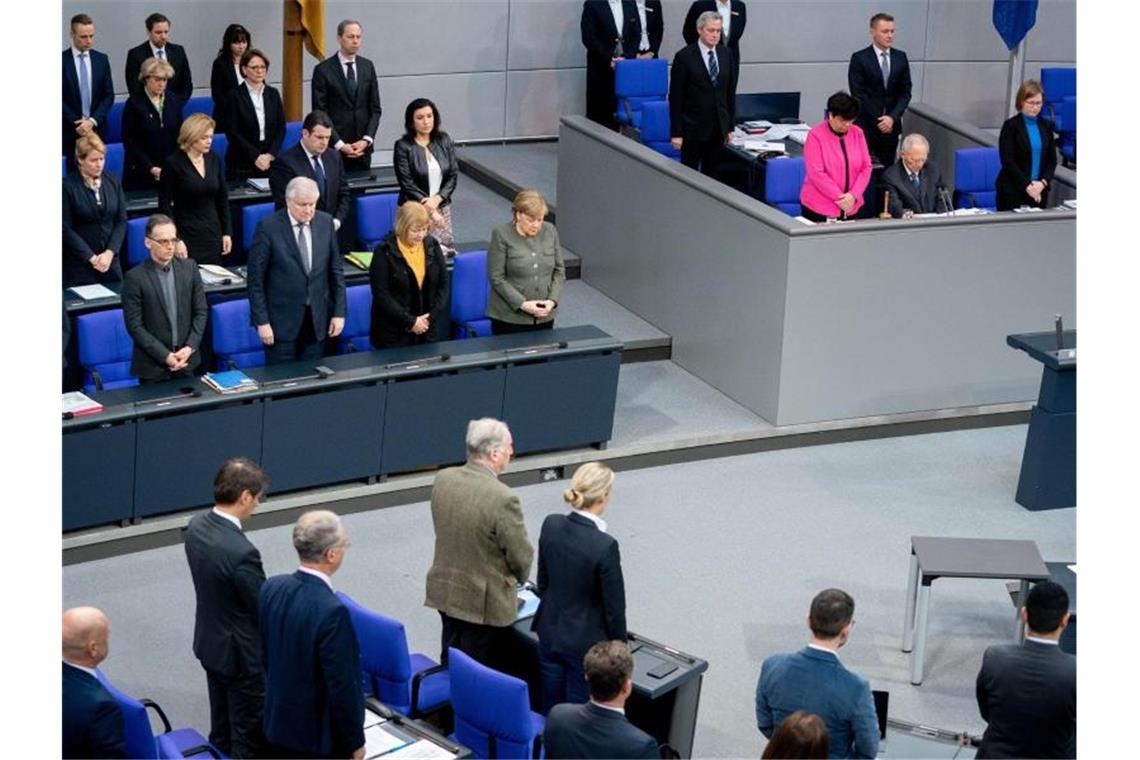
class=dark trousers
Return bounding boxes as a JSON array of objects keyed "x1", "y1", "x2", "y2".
[
  {"x1": 680, "y1": 136, "x2": 724, "y2": 180},
  {"x1": 537, "y1": 640, "x2": 589, "y2": 715},
  {"x1": 265, "y1": 306, "x2": 325, "y2": 365},
  {"x1": 490, "y1": 318, "x2": 554, "y2": 335},
  {"x1": 865, "y1": 130, "x2": 899, "y2": 169},
  {"x1": 205, "y1": 668, "x2": 265, "y2": 758},
  {"x1": 800, "y1": 204, "x2": 847, "y2": 223},
  {"x1": 341, "y1": 149, "x2": 373, "y2": 173},
  {"x1": 439, "y1": 612, "x2": 515, "y2": 673}
]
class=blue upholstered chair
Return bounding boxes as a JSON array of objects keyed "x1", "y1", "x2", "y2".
[
  {"x1": 450, "y1": 250, "x2": 491, "y2": 339},
  {"x1": 241, "y1": 202, "x2": 275, "y2": 253},
  {"x1": 1039, "y1": 67, "x2": 1076, "y2": 128},
  {"x1": 764, "y1": 157, "x2": 806, "y2": 217},
  {"x1": 105, "y1": 100, "x2": 126, "y2": 144},
  {"x1": 62, "y1": 155, "x2": 68, "y2": 177},
  {"x1": 337, "y1": 592, "x2": 451, "y2": 718},
  {"x1": 356, "y1": 192, "x2": 400, "y2": 250},
  {"x1": 638, "y1": 101, "x2": 681, "y2": 161},
  {"x1": 1059, "y1": 95, "x2": 1076, "y2": 166},
  {"x1": 339, "y1": 285, "x2": 374, "y2": 353},
  {"x1": 210, "y1": 298, "x2": 264, "y2": 370},
  {"x1": 209, "y1": 133, "x2": 227, "y2": 178},
  {"x1": 125, "y1": 216, "x2": 149, "y2": 269},
  {"x1": 76, "y1": 309, "x2": 138, "y2": 393},
  {"x1": 95, "y1": 669, "x2": 221, "y2": 759},
  {"x1": 448, "y1": 648, "x2": 543, "y2": 759},
  {"x1": 182, "y1": 95, "x2": 215, "y2": 119},
  {"x1": 953, "y1": 147, "x2": 1000, "y2": 210},
  {"x1": 614, "y1": 58, "x2": 668, "y2": 128},
  {"x1": 282, "y1": 120, "x2": 303, "y2": 152},
  {"x1": 103, "y1": 142, "x2": 125, "y2": 183}
]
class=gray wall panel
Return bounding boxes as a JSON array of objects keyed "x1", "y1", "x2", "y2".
[
  {"x1": 925, "y1": 0, "x2": 1013, "y2": 61},
  {"x1": 922, "y1": 62, "x2": 1011, "y2": 128},
  {"x1": 508, "y1": 0, "x2": 587, "y2": 70},
  {"x1": 505, "y1": 70, "x2": 586, "y2": 136},
  {"x1": 1026, "y1": 0, "x2": 1078, "y2": 62},
  {"x1": 376, "y1": 73, "x2": 509, "y2": 145}
]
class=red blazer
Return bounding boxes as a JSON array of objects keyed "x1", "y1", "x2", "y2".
[{"x1": 799, "y1": 120, "x2": 873, "y2": 218}]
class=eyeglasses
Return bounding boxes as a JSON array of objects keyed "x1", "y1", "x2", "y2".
[
  {"x1": 147, "y1": 236, "x2": 179, "y2": 247},
  {"x1": 245, "y1": 64, "x2": 267, "y2": 71}
]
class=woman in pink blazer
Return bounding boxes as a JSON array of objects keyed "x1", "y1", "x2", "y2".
[{"x1": 799, "y1": 91, "x2": 873, "y2": 221}]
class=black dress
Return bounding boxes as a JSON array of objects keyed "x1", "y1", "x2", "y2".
[
  {"x1": 62, "y1": 171, "x2": 126, "y2": 287},
  {"x1": 369, "y1": 231, "x2": 450, "y2": 348},
  {"x1": 995, "y1": 113, "x2": 1058, "y2": 211},
  {"x1": 158, "y1": 150, "x2": 232, "y2": 266},
  {"x1": 121, "y1": 91, "x2": 183, "y2": 191},
  {"x1": 209, "y1": 56, "x2": 243, "y2": 132}
]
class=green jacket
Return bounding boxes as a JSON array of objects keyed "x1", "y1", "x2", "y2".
[
  {"x1": 485, "y1": 221, "x2": 566, "y2": 324},
  {"x1": 424, "y1": 462, "x2": 534, "y2": 626}
]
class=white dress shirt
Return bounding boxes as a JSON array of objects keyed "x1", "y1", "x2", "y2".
[
  {"x1": 873, "y1": 43, "x2": 891, "y2": 83},
  {"x1": 334, "y1": 53, "x2": 373, "y2": 149},
  {"x1": 717, "y1": 0, "x2": 732, "y2": 40},
  {"x1": 425, "y1": 148, "x2": 443, "y2": 197},
  {"x1": 63, "y1": 660, "x2": 98, "y2": 678},
  {"x1": 608, "y1": 0, "x2": 625, "y2": 38},
  {"x1": 245, "y1": 81, "x2": 267, "y2": 141},
  {"x1": 572, "y1": 508, "x2": 608, "y2": 533},
  {"x1": 636, "y1": 1, "x2": 650, "y2": 51},
  {"x1": 698, "y1": 39, "x2": 719, "y2": 79},
  {"x1": 297, "y1": 566, "x2": 333, "y2": 589},
  {"x1": 288, "y1": 210, "x2": 313, "y2": 277},
  {"x1": 211, "y1": 507, "x2": 242, "y2": 530},
  {"x1": 71, "y1": 47, "x2": 95, "y2": 121}
]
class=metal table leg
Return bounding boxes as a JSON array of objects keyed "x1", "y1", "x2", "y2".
[
  {"x1": 910, "y1": 580, "x2": 931, "y2": 685},
  {"x1": 1015, "y1": 579, "x2": 1029, "y2": 642},
  {"x1": 902, "y1": 551, "x2": 919, "y2": 652}
]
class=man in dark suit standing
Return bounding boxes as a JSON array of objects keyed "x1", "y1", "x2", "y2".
[
  {"x1": 545, "y1": 641, "x2": 658, "y2": 759},
  {"x1": 848, "y1": 12, "x2": 911, "y2": 168},
  {"x1": 975, "y1": 581, "x2": 1076, "y2": 759},
  {"x1": 62, "y1": 606, "x2": 127, "y2": 759},
  {"x1": 125, "y1": 12, "x2": 193, "y2": 102},
  {"x1": 247, "y1": 176, "x2": 346, "y2": 364},
  {"x1": 121, "y1": 214, "x2": 208, "y2": 383},
  {"x1": 183, "y1": 458, "x2": 269, "y2": 759},
  {"x1": 259, "y1": 510, "x2": 365, "y2": 760},
  {"x1": 880, "y1": 134, "x2": 949, "y2": 217},
  {"x1": 62, "y1": 14, "x2": 115, "y2": 162},
  {"x1": 269, "y1": 110, "x2": 351, "y2": 232},
  {"x1": 668, "y1": 12, "x2": 736, "y2": 179},
  {"x1": 580, "y1": 1, "x2": 664, "y2": 130},
  {"x1": 312, "y1": 20, "x2": 382, "y2": 172},
  {"x1": 682, "y1": 1, "x2": 746, "y2": 106}
]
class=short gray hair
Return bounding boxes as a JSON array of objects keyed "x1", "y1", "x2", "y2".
[
  {"x1": 900, "y1": 133, "x2": 930, "y2": 153},
  {"x1": 293, "y1": 510, "x2": 345, "y2": 562},
  {"x1": 466, "y1": 418, "x2": 511, "y2": 460},
  {"x1": 337, "y1": 19, "x2": 362, "y2": 36},
  {"x1": 696, "y1": 11, "x2": 722, "y2": 31},
  {"x1": 285, "y1": 176, "x2": 320, "y2": 202}
]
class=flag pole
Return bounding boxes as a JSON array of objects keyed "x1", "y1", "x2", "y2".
[
  {"x1": 1004, "y1": 37, "x2": 1028, "y2": 118},
  {"x1": 283, "y1": 1, "x2": 304, "y2": 121}
]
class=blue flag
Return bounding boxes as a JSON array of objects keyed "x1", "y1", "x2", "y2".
[{"x1": 993, "y1": 0, "x2": 1039, "y2": 50}]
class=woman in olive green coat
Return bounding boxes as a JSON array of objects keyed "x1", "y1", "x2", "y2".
[{"x1": 485, "y1": 189, "x2": 566, "y2": 334}]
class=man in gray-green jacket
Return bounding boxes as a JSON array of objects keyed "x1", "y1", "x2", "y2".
[{"x1": 425, "y1": 418, "x2": 534, "y2": 670}]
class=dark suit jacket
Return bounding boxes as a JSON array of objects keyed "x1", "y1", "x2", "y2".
[
  {"x1": 246, "y1": 208, "x2": 346, "y2": 342},
  {"x1": 221, "y1": 83, "x2": 286, "y2": 180},
  {"x1": 545, "y1": 701, "x2": 658, "y2": 760},
  {"x1": 847, "y1": 45, "x2": 912, "y2": 136},
  {"x1": 581, "y1": 1, "x2": 661, "y2": 60},
  {"x1": 880, "y1": 160, "x2": 948, "y2": 217},
  {"x1": 393, "y1": 134, "x2": 459, "y2": 207},
  {"x1": 756, "y1": 647, "x2": 879, "y2": 759},
  {"x1": 121, "y1": 257, "x2": 208, "y2": 380},
  {"x1": 269, "y1": 142, "x2": 351, "y2": 224},
  {"x1": 120, "y1": 91, "x2": 184, "y2": 191},
  {"x1": 210, "y1": 55, "x2": 244, "y2": 132},
  {"x1": 259, "y1": 571, "x2": 365, "y2": 758},
  {"x1": 682, "y1": 1, "x2": 747, "y2": 51},
  {"x1": 62, "y1": 662, "x2": 128, "y2": 759},
  {"x1": 125, "y1": 41, "x2": 192, "y2": 102},
  {"x1": 668, "y1": 42, "x2": 736, "y2": 141},
  {"x1": 975, "y1": 640, "x2": 1075, "y2": 758},
  {"x1": 369, "y1": 230, "x2": 450, "y2": 348},
  {"x1": 311, "y1": 54, "x2": 382, "y2": 150},
  {"x1": 995, "y1": 114, "x2": 1058, "y2": 211},
  {"x1": 62, "y1": 171, "x2": 126, "y2": 287},
  {"x1": 62, "y1": 48, "x2": 115, "y2": 153},
  {"x1": 183, "y1": 510, "x2": 266, "y2": 677},
  {"x1": 533, "y1": 512, "x2": 627, "y2": 659}
]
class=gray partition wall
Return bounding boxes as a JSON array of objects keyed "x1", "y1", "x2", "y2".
[
  {"x1": 65, "y1": 0, "x2": 1075, "y2": 142},
  {"x1": 557, "y1": 116, "x2": 1075, "y2": 425}
]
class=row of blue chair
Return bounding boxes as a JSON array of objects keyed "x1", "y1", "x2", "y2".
[
  {"x1": 94, "y1": 669, "x2": 220, "y2": 758},
  {"x1": 614, "y1": 58, "x2": 668, "y2": 129},
  {"x1": 103, "y1": 94, "x2": 219, "y2": 145},
  {"x1": 1040, "y1": 67, "x2": 1076, "y2": 165}
]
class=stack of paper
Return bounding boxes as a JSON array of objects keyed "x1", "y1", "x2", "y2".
[
  {"x1": 199, "y1": 264, "x2": 241, "y2": 285},
  {"x1": 246, "y1": 177, "x2": 271, "y2": 192},
  {"x1": 69, "y1": 284, "x2": 117, "y2": 301},
  {"x1": 202, "y1": 370, "x2": 258, "y2": 395},
  {"x1": 741, "y1": 139, "x2": 786, "y2": 154},
  {"x1": 63, "y1": 391, "x2": 103, "y2": 416},
  {"x1": 346, "y1": 251, "x2": 374, "y2": 270}
]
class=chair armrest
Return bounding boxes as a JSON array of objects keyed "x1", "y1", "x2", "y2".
[
  {"x1": 410, "y1": 663, "x2": 448, "y2": 716},
  {"x1": 90, "y1": 368, "x2": 105, "y2": 392},
  {"x1": 140, "y1": 697, "x2": 174, "y2": 734},
  {"x1": 225, "y1": 358, "x2": 237, "y2": 371},
  {"x1": 659, "y1": 742, "x2": 680, "y2": 759},
  {"x1": 177, "y1": 743, "x2": 223, "y2": 758},
  {"x1": 621, "y1": 98, "x2": 635, "y2": 124},
  {"x1": 532, "y1": 733, "x2": 543, "y2": 759}
]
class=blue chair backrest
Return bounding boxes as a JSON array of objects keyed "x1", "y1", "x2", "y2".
[
  {"x1": 95, "y1": 669, "x2": 159, "y2": 759},
  {"x1": 126, "y1": 216, "x2": 149, "y2": 268},
  {"x1": 105, "y1": 100, "x2": 126, "y2": 143},
  {"x1": 340, "y1": 285, "x2": 373, "y2": 353},
  {"x1": 614, "y1": 58, "x2": 669, "y2": 126},
  {"x1": 448, "y1": 648, "x2": 540, "y2": 759},
  {"x1": 953, "y1": 147, "x2": 1000, "y2": 210},
  {"x1": 1060, "y1": 94, "x2": 1076, "y2": 135},
  {"x1": 765, "y1": 157, "x2": 806, "y2": 216},
  {"x1": 283, "y1": 120, "x2": 303, "y2": 152},
  {"x1": 76, "y1": 309, "x2": 138, "y2": 392},
  {"x1": 182, "y1": 95, "x2": 215, "y2": 119},
  {"x1": 449, "y1": 250, "x2": 491, "y2": 339},
  {"x1": 210, "y1": 298, "x2": 265, "y2": 369},
  {"x1": 638, "y1": 100, "x2": 681, "y2": 161},
  {"x1": 356, "y1": 193, "x2": 400, "y2": 250},
  {"x1": 104, "y1": 143, "x2": 125, "y2": 183},
  {"x1": 1039, "y1": 67, "x2": 1076, "y2": 125},
  {"x1": 209, "y1": 133, "x2": 227, "y2": 178},
  {"x1": 62, "y1": 156, "x2": 68, "y2": 177},
  {"x1": 242, "y1": 202, "x2": 276, "y2": 252},
  {"x1": 338, "y1": 592, "x2": 417, "y2": 713}
]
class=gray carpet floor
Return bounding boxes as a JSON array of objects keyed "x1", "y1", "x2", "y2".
[
  {"x1": 63, "y1": 423, "x2": 1072, "y2": 758},
  {"x1": 458, "y1": 143, "x2": 560, "y2": 205}
]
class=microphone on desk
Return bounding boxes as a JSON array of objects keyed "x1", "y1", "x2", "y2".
[
  {"x1": 937, "y1": 185, "x2": 954, "y2": 214},
  {"x1": 1055, "y1": 314, "x2": 1064, "y2": 350},
  {"x1": 504, "y1": 340, "x2": 569, "y2": 355},
  {"x1": 384, "y1": 352, "x2": 450, "y2": 370},
  {"x1": 133, "y1": 386, "x2": 202, "y2": 407}
]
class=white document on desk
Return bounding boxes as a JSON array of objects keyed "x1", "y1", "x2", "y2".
[
  {"x1": 364, "y1": 723, "x2": 412, "y2": 758},
  {"x1": 762, "y1": 123, "x2": 809, "y2": 142},
  {"x1": 199, "y1": 264, "x2": 242, "y2": 285},
  {"x1": 742, "y1": 139, "x2": 786, "y2": 154},
  {"x1": 69, "y1": 284, "x2": 117, "y2": 300},
  {"x1": 381, "y1": 739, "x2": 456, "y2": 759}
]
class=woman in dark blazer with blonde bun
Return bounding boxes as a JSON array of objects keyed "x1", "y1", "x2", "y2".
[{"x1": 996, "y1": 79, "x2": 1057, "y2": 211}]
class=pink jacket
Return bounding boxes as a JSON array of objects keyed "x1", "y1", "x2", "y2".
[{"x1": 799, "y1": 121, "x2": 873, "y2": 218}]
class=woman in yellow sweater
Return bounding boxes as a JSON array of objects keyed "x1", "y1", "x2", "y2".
[{"x1": 369, "y1": 202, "x2": 450, "y2": 348}]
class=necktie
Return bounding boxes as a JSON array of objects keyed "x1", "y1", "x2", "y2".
[
  {"x1": 311, "y1": 154, "x2": 327, "y2": 198},
  {"x1": 910, "y1": 173, "x2": 921, "y2": 193},
  {"x1": 78, "y1": 52, "x2": 91, "y2": 118},
  {"x1": 296, "y1": 223, "x2": 311, "y2": 274},
  {"x1": 346, "y1": 61, "x2": 358, "y2": 97},
  {"x1": 880, "y1": 51, "x2": 890, "y2": 87},
  {"x1": 707, "y1": 49, "x2": 719, "y2": 85},
  {"x1": 157, "y1": 48, "x2": 166, "y2": 60}
]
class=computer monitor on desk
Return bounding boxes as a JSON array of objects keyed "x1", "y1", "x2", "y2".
[{"x1": 735, "y1": 92, "x2": 801, "y2": 124}]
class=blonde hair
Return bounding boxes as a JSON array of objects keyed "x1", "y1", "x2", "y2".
[
  {"x1": 563, "y1": 462, "x2": 615, "y2": 510},
  {"x1": 178, "y1": 112, "x2": 216, "y2": 151},
  {"x1": 138, "y1": 56, "x2": 175, "y2": 82},
  {"x1": 75, "y1": 133, "x2": 107, "y2": 160},
  {"x1": 395, "y1": 201, "x2": 430, "y2": 241},
  {"x1": 512, "y1": 188, "x2": 548, "y2": 221},
  {"x1": 1015, "y1": 79, "x2": 1044, "y2": 111}
]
